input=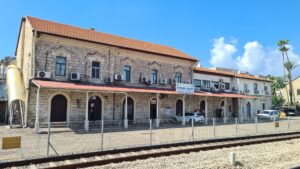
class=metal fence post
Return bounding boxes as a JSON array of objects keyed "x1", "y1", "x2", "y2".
[
  {"x1": 47, "y1": 122, "x2": 51, "y2": 156},
  {"x1": 288, "y1": 116, "x2": 290, "y2": 131},
  {"x1": 149, "y1": 119, "x2": 152, "y2": 145},
  {"x1": 191, "y1": 119, "x2": 194, "y2": 141},
  {"x1": 235, "y1": 117, "x2": 238, "y2": 137},
  {"x1": 255, "y1": 117, "x2": 258, "y2": 134},
  {"x1": 101, "y1": 120, "x2": 104, "y2": 151},
  {"x1": 213, "y1": 118, "x2": 216, "y2": 139},
  {"x1": 274, "y1": 117, "x2": 276, "y2": 133}
]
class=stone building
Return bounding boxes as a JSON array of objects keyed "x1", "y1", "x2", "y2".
[{"x1": 14, "y1": 16, "x2": 272, "y2": 133}]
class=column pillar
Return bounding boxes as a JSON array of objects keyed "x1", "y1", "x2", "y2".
[
  {"x1": 156, "y1": 93, "x2": 160, "y2": 128},
  {"x1": 182, "y1": 95, "x2": 186, "y2": 126},
  {"x1": 205, "y1": 97, "x2": 208, "y2": 118},
  {"x1": 224, "y1": 98, "x2": 227, "y2": 123},
  {"x1": 34, "y1": 88, "x2": 40, "y2": 133},
  {"x1": 124, "y1": 93, "x2": 128, "y2": 129},
  {"x1": 85, "y1": 92, "x2": 89, "y2": 131}
]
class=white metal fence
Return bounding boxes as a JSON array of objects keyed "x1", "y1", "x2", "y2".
[{"x1": 0, "y1": 116, "x2": 300, "y2": 163}]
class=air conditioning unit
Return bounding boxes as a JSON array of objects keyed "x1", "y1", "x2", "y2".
[
  {"x1": 160, "y1": 78, "x2": 167, "y2": 85},
  {"x1": 142, "y1": 77, "x2": 147, "y2": 83},
  {"x1": 172, "y1": 79, "x2": 177, "y2": 84},
  {"x1": 114, "y1": 74, "x2": 123, "y2": 81},
  {"x1": 105, "y1": 77, "x2": 112, "y2": 83},
  {"x1": 184, "y1": 80, "x2": 191, "y2": 84},
  {"x1": 37, "y1": 71, "x2": 51, "y2": 79},
  {"x1": 70, "y1": 72, "x2": 81, "y2": 81}
]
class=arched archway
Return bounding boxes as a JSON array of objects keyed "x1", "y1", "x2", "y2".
[
  {"x1": 176, "y1": 99, "x2": 183, "y2": 115},
  {"x1": 123, "y1": 97, "x2": 134, "y2": 120},
  {"x1": 150, "y1": 98, "x2": 157, "y2": 119},
  {"x1": 88, "y1": 96, "x2": 102, "y2": 121},
  {"x1": 200, "y1": 100, "x2": 206, "y2": 116},
  {"x1": 246, "y1": 101, "x2": 251, "y2": 117},
  {"x1": 50, "y1": 94, "x2": 67, "y2": 122}
]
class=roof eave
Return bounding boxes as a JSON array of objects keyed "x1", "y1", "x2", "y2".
[{"x1": 35, "y1": 30, "x2": 198, "y2": 62}]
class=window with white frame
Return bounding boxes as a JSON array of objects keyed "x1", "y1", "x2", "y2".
[{"x1": 91, "y1": 61, "x2": 100, "y2": 79}]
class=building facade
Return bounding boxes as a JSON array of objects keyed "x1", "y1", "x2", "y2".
[
  {"x1": 280, "y1": 76, "x2": 300, "y2": 105},
  {"x1": 14, "y1": 16, "x2": 272, "y2": 133}
]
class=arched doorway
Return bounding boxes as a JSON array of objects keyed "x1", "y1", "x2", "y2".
[
  {"x1": 51, "y1": 94, "x2": 67, "y2": 122},
  {"x1": 176, "y1": 99, "x2": 183, "y2": 115},
  {"x1": 123, "y1": 97, "x2": 134, "y2": 120},
  {"x1": 88, "y1": 96, "x2": 102, "y2": 121},
  {"x1": 200, "y1": 100, "x2": 205, "y2": 116},
  {"x1": 150, "y1": 98, "x2": 157, "y2": 119},
  {"x1": 246, "y1": 102, "x2": 251, "y2": 117}
]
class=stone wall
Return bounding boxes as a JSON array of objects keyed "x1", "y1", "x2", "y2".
[{"x1": 34, "y1": 34, "x2": 195, "y2": 87}]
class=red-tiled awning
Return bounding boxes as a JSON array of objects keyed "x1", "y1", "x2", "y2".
[{"x1": 32, "y1": 80, "x2": 255, "y2": 99}]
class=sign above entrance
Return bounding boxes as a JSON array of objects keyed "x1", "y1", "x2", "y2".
[{"x1": 176, "y1": 83, "x2": 194, "y2": 94}]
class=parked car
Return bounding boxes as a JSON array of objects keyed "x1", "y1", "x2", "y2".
[
  {"x1": 257, "y1": 110, "x2": 279, "y2": 120},
  {"x1": 275, "y1": 106, "x2": 297, "y2": 116},
  {"x1": 175, "y1": 112, "x2": 205, "y2": 123}
]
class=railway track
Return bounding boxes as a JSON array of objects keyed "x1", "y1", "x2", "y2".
[{"x1": 2, "y1": 132, "x2": 300, "y2": 169}]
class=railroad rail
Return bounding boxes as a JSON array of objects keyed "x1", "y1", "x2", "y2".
[{"x1": 2, "y1": 132, "x2": 300, "y2": 169}]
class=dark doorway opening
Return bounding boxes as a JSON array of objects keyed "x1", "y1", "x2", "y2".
[
  {"x1": 246, "y1": 102, "x2": 251, "y2": 117},
  {"x1": 200, "y1": 100, "x2": 205, "y2": 117},
  {"x1": 88, "y1": 96, "x2": 102, "y2": 121},
  {"x1": 51, "y1": 94, "x2": 67, "y2": 122},
  {"x1": 150, "y1": 99, "x2": 157, "y2": 119},
  {"x1": 123, "y1": 97, "x2": 134, "y2": 120},
  {"x1": 176, "y1": 99, "x2": 183, "y2": 116}
]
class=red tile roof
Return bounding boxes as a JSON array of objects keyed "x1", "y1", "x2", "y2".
[
  {"x1": 194, "y1": 67, "x2": 271, "y2": 82},
  {"x1": 32, "y1": 80, "x2": 255, "y2": 99},
  {"x1": 26, "y1": 16, "x2": 197, "y2": 61}
]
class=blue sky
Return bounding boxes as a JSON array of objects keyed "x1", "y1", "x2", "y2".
[{"x1": 1, "y1": 0, "x2": 300, "y2": 77}]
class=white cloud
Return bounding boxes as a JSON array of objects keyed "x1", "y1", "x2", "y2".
[
  {"x1": 208, "y1": 37, "x2": 300, "y2": 77},
  {"x1": 209, "y1": 37, "x2": 237, "y2": 68}
]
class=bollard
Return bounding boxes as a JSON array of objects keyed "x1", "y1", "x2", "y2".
[
  {"x1": 101, "y1": 120, "x2": 104, "y2": 150},
  {"x1": 213, "y1": 118, "x2": 216, "y2": 138},
  {"x1": 149, "y1": 119, "x2": 153, "y2": 145},
  {"x1": 229, "y1": 152, "x2": 236, "y2": 166}
]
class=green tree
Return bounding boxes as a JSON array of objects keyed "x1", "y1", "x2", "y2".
[
  {"x1": 278, "y1": 39, "x2": 290, "y2": 103},
  {"x1": 269, "y1": 76, "x2": 286, "y2": 106},
  {"x1": 284, "y1": 61, "x2": 298, "y2": 105}
]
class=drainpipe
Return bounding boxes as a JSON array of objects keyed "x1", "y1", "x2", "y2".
[{"x1": 34, "y1": 85, "x2": 40, "y2": 133}]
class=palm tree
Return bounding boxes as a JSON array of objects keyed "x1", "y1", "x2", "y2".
[
  {"x1": 278, "y1": 39, "x2": 290, "y2": 103},
  {"x1": 284, "y1": 61, "x2": 298, "y2": 105}
]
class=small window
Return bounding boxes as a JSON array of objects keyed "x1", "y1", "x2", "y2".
[
  {"x1": 193, "y1": 79, "x2": 201, "y2": 87},
  {"x1": 225, "y1": 83, "x2": 230, "y2": 90},
  {"x1": 151, "y1": 69, "x2": 158, "y2": 84},
  {"x1": 244, "y1": 84, "x2": 248, "y2": 90},
  {"x1": 264, "y1": 86, "x2": 268, "y2": 91},
  {"x1": 214, "y1": 82, "x2": 219, "y2": 89},
  {"x1": 254, "y1": 83, "x2": 258, "y2": 90},
  {"x1": 91, "y1": 61, "x2": 100, "y2": 79},
  {"x1": 123, "y1": 66, "x2": 131, "y2": 82},
  {"x1": 203, "y1": 80, "x2": 210, "y2": 88},
  {"x1": 55, "y1": 56, "x2": 66, "y2": 76},
  {"x1": 297, "y1": 89, "x2": 300, "y2": 95},
  {"x1": 175, "y1": 72, "x2": 182, "y2": 83}
]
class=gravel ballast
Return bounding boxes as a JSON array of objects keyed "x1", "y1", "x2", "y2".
[{"x1": 88, "y1": 138, "x2": 300, "y2": 169}]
